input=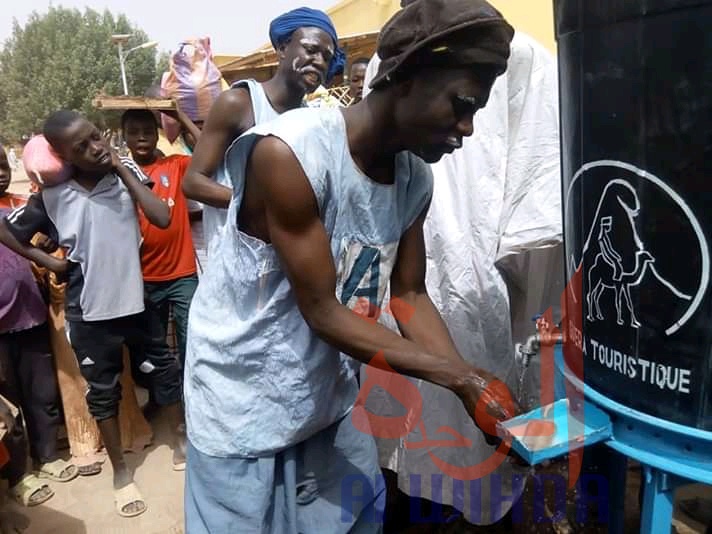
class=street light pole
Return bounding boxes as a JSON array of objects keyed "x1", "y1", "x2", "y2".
[
  {"x1": 111, "y1": 35, "x2": 158, "y2": 95},
  {"x1": 117, "y1": 41, "x2": 129, "y2": 95}
]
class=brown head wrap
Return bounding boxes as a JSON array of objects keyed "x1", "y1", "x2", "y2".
[{"x1": 370, "y1": 0, "x2": 515, "y2": 89}]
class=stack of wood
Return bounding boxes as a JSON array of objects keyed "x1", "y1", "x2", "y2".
[{"x1": 92, "y1": 95, "x2": 176, "y2": 111}]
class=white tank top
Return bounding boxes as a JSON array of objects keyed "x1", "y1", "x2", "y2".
[{"x1": 202, "y1": 79, "x2": 280, "y2": 250}]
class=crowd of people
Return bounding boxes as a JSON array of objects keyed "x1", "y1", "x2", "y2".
[{"x1": 0, "y1": 0, "x2": 572, "y2": 532}]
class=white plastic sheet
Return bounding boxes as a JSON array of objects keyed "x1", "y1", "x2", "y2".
[{"x1": 361, "y1": 32, "x2": 564, "y2": 524}]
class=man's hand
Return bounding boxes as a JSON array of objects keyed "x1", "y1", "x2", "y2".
[
  {"x1": 455, "y1": 370, "x2": 529, "y2": 465},
  {"x1": 110, "y1": 148, "x2": 123, "y2": 172},
  {"x1": 34, "y1": 234, "x2": 59, "y2": 254},
  {"x1": 44, "y1": 255, "x2": 68, "y2": 274},
  {"x1": 162, "y1": 105, "x2": 201, "y2": 147},
  {"x1": 454, "y1": 368, "x2": 522, "y2": 440}
]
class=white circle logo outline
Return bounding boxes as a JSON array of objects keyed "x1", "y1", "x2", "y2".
[{"x1": 565, "y1": 160, "x2": 710, "y2": 335}]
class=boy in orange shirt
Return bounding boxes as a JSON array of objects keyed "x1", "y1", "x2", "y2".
[
  {"x1": 122, "y1": 109, "x2": 201, "y2": 375},
  {"x1": 0, "y1": 147, "x2": 27, "y2": 210}
]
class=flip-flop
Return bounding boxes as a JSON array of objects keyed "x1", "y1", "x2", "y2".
[
  {"x1": 37, "y1": 458, "x2": 79, "y2": 483},
  {"x1": 114, "y1": 482, "x2": 147, "y2": 518},
  {"x1": 9, "y1": 474, "x2": 54, "y2": 507},
  {"x1": 173, "y1": 437, "x2": 186, "y2": 471}
]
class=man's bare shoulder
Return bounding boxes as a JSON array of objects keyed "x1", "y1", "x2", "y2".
[
  {"x1": 210, "y1": 86, "x2": 254, "y2": 130},
  {"x1": 251, "y1": 135, "x2": 298, "y2": 167}
]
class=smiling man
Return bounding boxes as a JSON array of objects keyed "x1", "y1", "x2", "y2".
[
  {"x1": 182, "y1": 7, "x2": 344, "y2": 251},
  {"x1": 183, "y1": 1, "x2": 519, "y2": 533}
]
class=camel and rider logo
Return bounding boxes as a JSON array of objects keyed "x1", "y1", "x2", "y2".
[{"x1": 566, "y1": 161, "x2": 710, "y2": 336}]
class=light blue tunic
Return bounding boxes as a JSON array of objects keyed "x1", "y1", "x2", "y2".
[{"x1": 185, "y1": 106, "x2": 433, "y2": 458}]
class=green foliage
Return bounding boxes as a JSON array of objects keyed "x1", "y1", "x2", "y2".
[
  {"x1": 0, "y1": 6, "x2": 160, "y2": 141},
  {"x1": 156, "y1": 51, "x2": 171, "y2": 82}
]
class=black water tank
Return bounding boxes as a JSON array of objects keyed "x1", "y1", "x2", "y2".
[{"x1": 557, "y1": 0, "x2": 712, "y2": 430}]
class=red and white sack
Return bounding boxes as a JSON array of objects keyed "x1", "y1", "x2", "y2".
[
  {"x1": 22, "y1": 135, "x2": 71, "y2": 188},
  {"x1": 161, "y1": 37, "x2": 222, "y2": 143}
]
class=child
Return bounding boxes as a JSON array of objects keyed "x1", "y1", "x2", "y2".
[
  {"x1": 0, "y1": 111, "x2": 183, "y2": 519},
  {"x1": 0, "y1": 142, "x2": 77, "y2": 505},
  {"x1": 0, "y1": 148, "x2": 26, "y2": 210},
  {"x1": 121, "y1": 108, "x2": 200, "y2": 371}
]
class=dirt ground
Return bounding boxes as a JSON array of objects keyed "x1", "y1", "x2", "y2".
[
  {"x1": 1, "y1": 395, "x2": 184, "y2": 534},
  {"x1": 1, "y1": 400, "x2": 708, "y2": 534}
]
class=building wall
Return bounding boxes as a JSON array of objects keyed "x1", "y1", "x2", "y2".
[
  {"x1": 220, "y1": 0, "x2": 557, "y2": 81},
  {"x1": 326, "y1": 0, "x2": 555, "y2": 52}
]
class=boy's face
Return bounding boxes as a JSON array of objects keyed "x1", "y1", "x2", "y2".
[
  {"x1": 349, "y1": 63, "x2": 367, "y2": 102},
  {"x1": 0, "y1": 147, "x2": 11, "y2": 195},
  {"x1": 55, "y1": 118, "x2": 113, "y2": 174},
  {"x1": 123, "y1": 116, "x2": 159, "y2": 164}
]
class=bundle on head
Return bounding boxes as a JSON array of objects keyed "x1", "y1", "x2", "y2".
[{"x1": 22, "y1": 134, "x2": 71, "y2": 188}]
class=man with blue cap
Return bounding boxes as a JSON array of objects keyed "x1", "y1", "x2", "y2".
[{"x1": 182, "y1": 7, "x2": 345, "y2": 250}]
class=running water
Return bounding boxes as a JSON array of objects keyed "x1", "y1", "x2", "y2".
[
  {"x1": 517, "y1": 363, "x2": 528, "y2": 408},
  {"x1": 514, "y1": 335, "x2": 539, "y2": 412}
]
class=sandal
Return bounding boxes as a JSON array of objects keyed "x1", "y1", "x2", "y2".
[
  {"x1": 172, "y1": 456, "x2": 186, "y2": 472},
  {"x1": 172, "y1": 437, "x2": 186, "y2": 472},
  {"x1": 9, "y1": 474, "x2": 54, "y2": 507},
  {"x1": 37, "y1": 458, "x2": 79, "y2": 483},
  {"x1": 114, "y1": 482, "x2": 147, "y2": 518},
  {"x1": 77, "y1": 461, "x2": 103, "y2": 477}
]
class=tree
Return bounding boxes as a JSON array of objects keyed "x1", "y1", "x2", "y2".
[
  {"x1": 156, "y1": 51, "x2": 171, "y2": 82},
  {"x1": 0, "y1": 7, "x2": 161, "y2": 142}
]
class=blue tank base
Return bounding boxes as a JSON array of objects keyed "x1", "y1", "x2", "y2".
[
  {"x1": 554, "y1": 344, "x2": 712, "y2": 534},
  {"x1": 504, "y1": 342, "x2": 712, "y2": 533},
  {"x1": 598, "y1": 451, "x2": 684, "y2": 534},
  {"x1": 640, "y1": 467, "x2": 685, "y2": 534}
]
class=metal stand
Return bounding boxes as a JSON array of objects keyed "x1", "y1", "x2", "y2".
[
  {"x1": 639, "y1": 467, "x2": 684, "y2": 534},
  {"x1": 554, "y1": 345, "x2": 712, "y2": 534}
]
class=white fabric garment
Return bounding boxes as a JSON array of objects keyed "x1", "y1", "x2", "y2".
[
  {"x1": 361, "y1": 32, "x2": 564, "y2": 525},
  {"x1": 202, "y1": 79, "x2": 280, "y2": 254}
]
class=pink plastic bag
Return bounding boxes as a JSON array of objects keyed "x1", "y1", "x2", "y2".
[
  {"x1": 22, "y1": 135, "x2": 71, "y2": 188},
  {"x1": 161, "y1": 37, "x2": 222, "y2": 143}
]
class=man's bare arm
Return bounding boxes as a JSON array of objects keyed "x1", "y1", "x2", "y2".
[
  {"x1": 0, "y1": 220, "x2": 66, "y2": 273},
  {"x1": 182, "y1": 89, "x2": 254, "y2": 208},
  {"x1": 113, "y1": 156, "x2": 170, "y2": 228},
  {"x1": 251, "y1": 137, "x2": 520, "y2": 432},
  {"x1": 162, "y1": 106, "x2": 202, "y2": 146},
  {"x1": 390, "y1": 210, "x2": 463, "y2": 362}
]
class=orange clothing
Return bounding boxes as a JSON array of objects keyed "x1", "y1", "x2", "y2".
[
  {"x1": 138, "y1": 155, "x2": 196, "y2": 282},
  {"x1": 0, "y1": 193, "x2": 28, "y2": 210}
]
